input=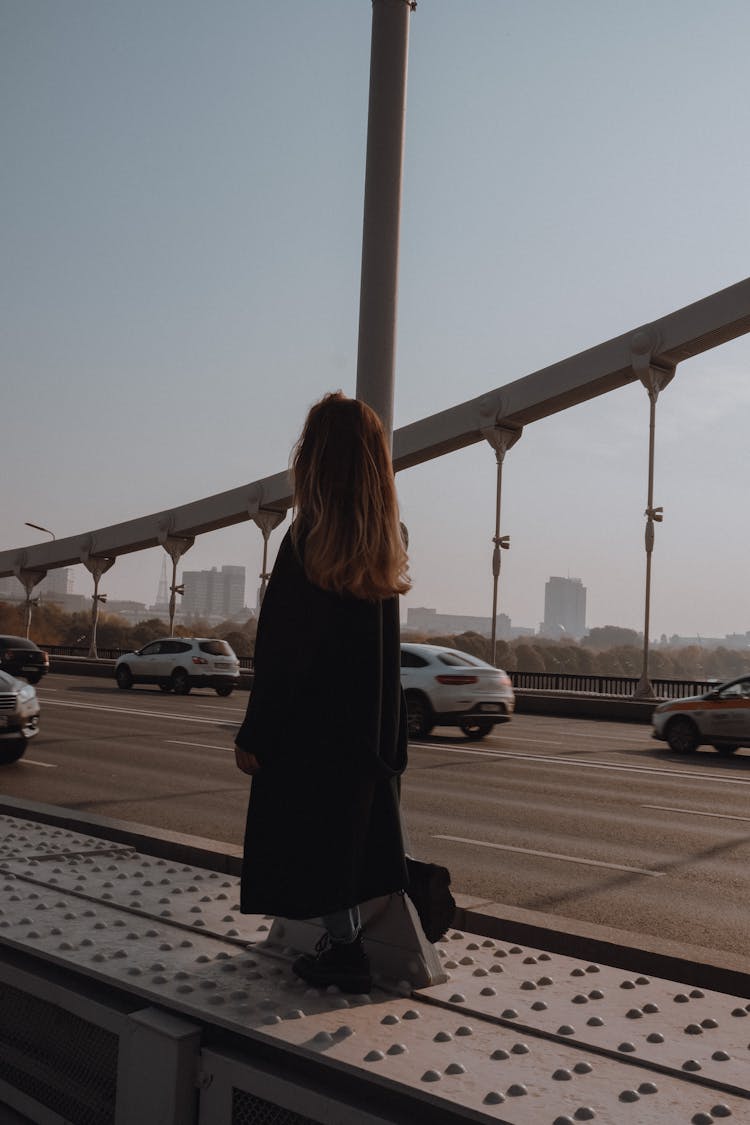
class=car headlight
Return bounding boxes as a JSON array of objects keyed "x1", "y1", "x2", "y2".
[{"x1": 17, "y1": 684, "x2": 36, "y2": 702}]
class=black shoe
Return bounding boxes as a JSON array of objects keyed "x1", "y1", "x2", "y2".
[{"x1": 292, "y1": 931, "x2": 372, "y2": 994}]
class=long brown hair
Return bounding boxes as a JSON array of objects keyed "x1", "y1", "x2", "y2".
[{"x1": 291, "y1": 392, "x2": 411, "y2": 600}]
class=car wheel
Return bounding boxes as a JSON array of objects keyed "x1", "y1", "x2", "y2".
[
  {"x1": 0, "y1": 738, "x2": 27, "y2": 765},
  {"x1": 171, "y1": 668, "x2": 191, "y2": 695},
  {"x1": 665, "y1": 716, "x2": 700, "y2": 754},
  {"x1": 158, "y1": 682, "x2": 172, "y2": 693},
  {"x1": 215, "y1": 684, "x2": 234, "y2": 697},
  {"x1": 26, "y1": 672, "x2": 41, "y2": 685},
  {"x1": 460, "y1": 718, "x2": 493, "y2": 739},
  {"x1": 116, "y1": 666, "x2": 133, "y2": 690},
  {"x1": 405, "y1": 692, "x2": 434, "y2": 739},
  {"x1": 713, "y1": 743, "x2": 740, "y2": 756}
]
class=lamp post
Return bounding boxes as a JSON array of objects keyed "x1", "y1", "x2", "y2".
[
  {"x1": 482, "y1": 423, "x2": 523, "y2": 666},
  {"x1": 25, "y1": 522, "x2": 55, "y2": 541},
  {"x1": 21, "y1": 525, "x2": 54, "y2": 636},
  {"x1": 630, "y1": 330, "x2": 675, "y2": 699}
]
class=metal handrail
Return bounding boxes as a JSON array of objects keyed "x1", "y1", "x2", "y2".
[
  {"x1": 41, "y1": 644, "x2": 254, "y2": 671},
  {"x1": 509, "y1": 670, "x2": 714, "y2": 699},
  {"x1": 40, "y1": 645, "x2": 715, "y2": 695}
]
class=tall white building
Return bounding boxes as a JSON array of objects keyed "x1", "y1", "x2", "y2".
[
  {"x1": 541, "y1": 576, "x2": 586, "y2": 639},
  {"x1": 0, "y1": 569, "x2": 73, "y2": 602},
  {"x1": 40, "y1": 568, "x2": 73, "y2": 599},
  {"x1": 181, "y1": 565, "x2": 246, "y2": 622},
  {"x1": 0, "y1": 576, "x2": 21, "y2": 600}
]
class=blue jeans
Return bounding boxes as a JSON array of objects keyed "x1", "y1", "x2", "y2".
[{"x1": 322, "y1": 905, "x2": 361, "y2": 943}]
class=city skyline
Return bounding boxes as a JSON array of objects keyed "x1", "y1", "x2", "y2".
[
  {"x1": 3, "y1": 2, "x2": 750, "y2": 639},
  {"x1": 3, "y1": 564, "x2": 748, "y2": 647}
]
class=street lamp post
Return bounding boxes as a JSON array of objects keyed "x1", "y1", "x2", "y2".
[
  {"x1": 630, "y1": 330, "x2": 676, "y2": 699},
  {"x1": 25, "y1": 522, "x2": 55, "y2": 541},
  {"x1": 21, "y1": 524, "x2": 55, "y2": 637},
  {"x1": 482, "y1": 424, "x2": 522, "y2": 666}
]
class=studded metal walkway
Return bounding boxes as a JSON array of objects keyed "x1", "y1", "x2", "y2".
[{"x1": 1, "y1": 812, "x2": 748, "y2": 1124}]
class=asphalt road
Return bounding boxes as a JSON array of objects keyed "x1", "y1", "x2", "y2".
[{"x1": 4, "y1": 673, "x2": 750, "y2": 962}]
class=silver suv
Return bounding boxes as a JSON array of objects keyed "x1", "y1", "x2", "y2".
[{"x1": 115, "y1": 638, "x2": 240, "y2": 696}]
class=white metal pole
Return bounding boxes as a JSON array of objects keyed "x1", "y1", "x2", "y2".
[{"x1": 355, "y1": 0, "x2": 415, "y2": 444}]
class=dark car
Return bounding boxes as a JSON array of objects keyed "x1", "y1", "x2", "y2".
[
  {"x1": 0, "y1": 669, "x2": 41, "y2": 764},
  {"x1": 0, "y1": 636, "x2": 49, "y2": 684}
]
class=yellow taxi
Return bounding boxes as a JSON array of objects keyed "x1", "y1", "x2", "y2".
[{"x1": 652, "y1": 674, "x2": 750, "y2": 755}]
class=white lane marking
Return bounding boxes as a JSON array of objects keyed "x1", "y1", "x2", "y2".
[
  {"x1": 416, "y1": 743, "x2": 558, "y2": 758},
  {"x1": 433, "y1": 834, "x2": 664, "y2": 877},
  {"x1": 41, "y1": 699, "x2": 236, "y2": 727},
  {"x1": 487, "y1": 735, "x2": 562, "y2": 746},
  {"x1": 413, "y1": 742, "x2": 750, "y2": 787},
  {"x1": 193, "y1": 705, "x2": 244, "y2": 714},
  {"x1": 643, "y1": 804, "x2": 750, "y2": 824},
  {"x1": 166, "y1": 740, "x2": 231, "y2": 752},
  {"x1": 549, "y1": 732, "x2": 651, "y2": 744},
  {"x1": 23, "y1": 759, "x2": 57, "y2": 768}
]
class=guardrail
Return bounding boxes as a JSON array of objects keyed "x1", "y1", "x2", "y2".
[
  {"x1": 39, "y1": 645, "x2": 714, "y2": 698},
  {"x1": 510, "y1": 670, "x2": 713, "y2": 698},
  {"x1": 40, "y1": 643, "x2": 255, "y2": 671}
]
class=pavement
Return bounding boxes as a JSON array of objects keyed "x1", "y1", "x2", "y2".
[{"x1": 1, "y1": 803, "x2": 749, "y2": 1124}]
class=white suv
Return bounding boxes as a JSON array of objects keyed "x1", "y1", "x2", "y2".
[
  {"x1": 115, "y1": 638, "x2": 240, "y2": 696},
  {"x1": 400, "y1": 642, "x2": 515, "y2": 739}
]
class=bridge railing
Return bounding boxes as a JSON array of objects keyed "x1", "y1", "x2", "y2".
[
  {"x1": 40, "y1": 644, "x2": 713, "y2": 697},
  {"x1": 509, "y1": 670, "x2": 714, "y2": 698},
  {"x1": 40, "y1": 643, "x2": 255, "y2": 671}
]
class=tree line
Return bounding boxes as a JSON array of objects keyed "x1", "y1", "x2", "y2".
[
  {"x1": 403, "y1": 626, "x2": 749, "y2": 682},
  {"x1": 3, "y1": 601, "x2": 747, "y2": 681},
  {"x1": 0, "y1": 602, "x2": 258, "y2": 659}
]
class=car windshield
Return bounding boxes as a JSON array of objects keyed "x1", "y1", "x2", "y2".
[
  {"x1": 198, "y1": 640, "x2": 234, "y2": 656},
  {"x1": 720, "y1": 678, "x2": 750, "y2": 699}
]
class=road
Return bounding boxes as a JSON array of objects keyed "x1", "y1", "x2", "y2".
[{"x1": 4, "y1": 672, "x2": 750, "y2": 962}]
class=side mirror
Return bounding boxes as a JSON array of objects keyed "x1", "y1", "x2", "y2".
[{"x1": 705, "y1": 689, "x2": 720, "y2": 700}]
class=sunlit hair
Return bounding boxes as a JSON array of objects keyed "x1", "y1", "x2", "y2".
[{"x1": 291, "y1": 392, "x2": 411, "y2": 600}]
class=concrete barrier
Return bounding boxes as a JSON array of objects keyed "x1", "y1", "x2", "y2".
[{"x1": 47, "y1": 657, "x2": 654, "y2": 723}]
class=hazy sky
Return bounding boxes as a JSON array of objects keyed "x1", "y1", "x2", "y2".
[{"x1": 3, "y1": 0, "x2": 750, "y2": 638}]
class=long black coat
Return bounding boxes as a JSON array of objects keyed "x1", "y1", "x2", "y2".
[{"x1": 236, "y1": 528, "x2": 408, "y2": 919}]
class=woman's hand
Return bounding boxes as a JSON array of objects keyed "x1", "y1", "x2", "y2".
[{"x1": 235, "y1": 747, "x2": 261, "y2": 775}]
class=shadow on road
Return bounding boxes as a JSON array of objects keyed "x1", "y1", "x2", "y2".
[
  {"x1": 50, "y1": 682, "x2": 235, "y2": 700},
  {"x1": 614, "y1": 744, "x2": 750, "y2": 770},
  {"x1": 525, "y1": 831, "x2": 750, "y2": 913}
]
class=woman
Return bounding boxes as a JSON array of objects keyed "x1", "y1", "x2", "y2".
[{"x1": 234, "y1": 392, "x2": 410, "y2": 993}]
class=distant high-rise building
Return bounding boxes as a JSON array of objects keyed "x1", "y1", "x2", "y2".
[
  {"x1": 181, "y1": 565, "x2": 246, "y2": 622},
  {"x1": 0, "y1": 569, "x2": 80, "y2": 610},
  {"x1": 541, "y1": 576, "x2": 586, "y2": 639},
  {"x1": 0, "y1": 576, "x2": 21, "y2": 600},
  {"x1": 405, "y1": 606, "x2": 511, "y2": 639},
  {"x1": 39, "y1": 568, "x2": 73, "y2": 599}
]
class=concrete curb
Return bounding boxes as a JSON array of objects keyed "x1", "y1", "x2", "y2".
[
  {"x1": 0, "y1": 795, "x2": 243, "y2": 876},
  {"x1": 2, "y1": 795, "x2": 746, "y2": 999},
  {"x1": 452, "y1": 894, "x2": 750, "y2": 999}
]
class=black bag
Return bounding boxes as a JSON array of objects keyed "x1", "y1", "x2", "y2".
[{"x1": 405, "y1": 856, "x2": 456, "y2": 943}]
